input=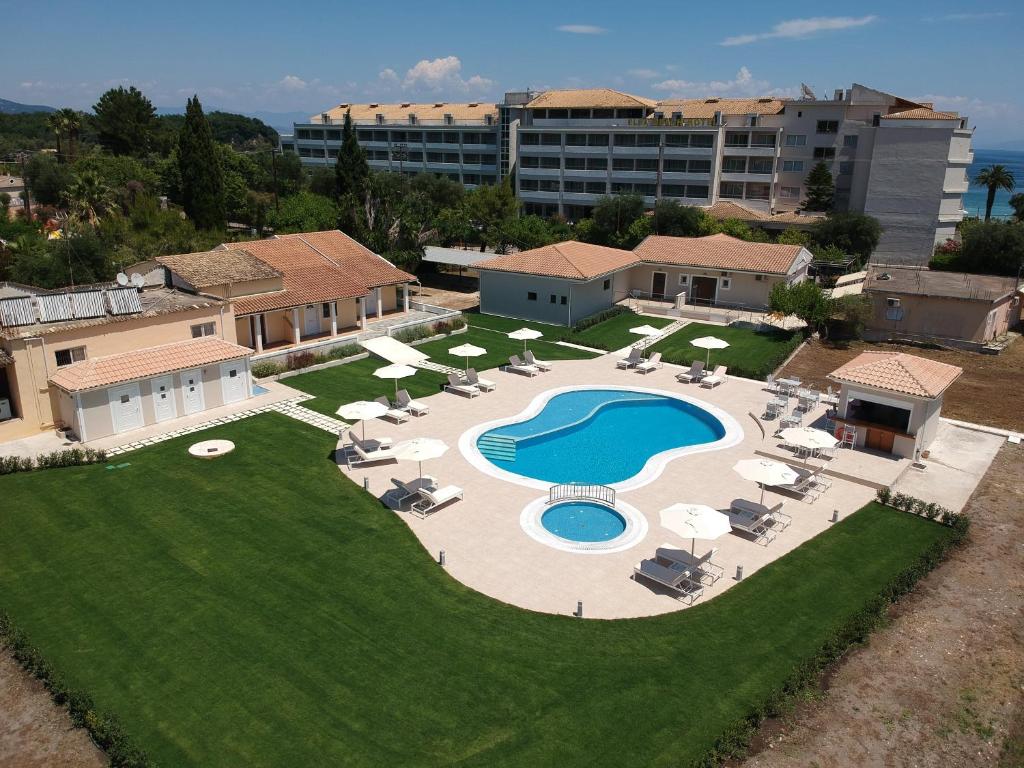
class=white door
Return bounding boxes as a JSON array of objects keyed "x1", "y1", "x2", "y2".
[
  {"x1": 180, "y1": 369, "x2": 205, "y2": 415},
  {"x1": 152, "y1": 375, "x2": 177, "y2": 423},
  {"x1": 109, "y1": 383, "x2": 143, "y2": 434},
  {"x1": 365, "y1": 290, "x2": 378, "y2": 315},
  {"x1": 304, "y1": 305, "x2": 320, "y2": 335},
  {"x1": 220, "y1": 361, "x2": 247, "y2": 404}
]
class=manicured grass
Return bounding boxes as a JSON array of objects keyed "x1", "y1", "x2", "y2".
[
  {"x1": 0, "y1": 413, "x2": 953, "y2": 767},
  {"x1": 465, "y1": 310, "x2": 675, "y2": 351},
  {"x1": 284, "y1": 326, "x2": 597, "y2": 417},
  {"x1": 649, "y1": 322, "x2": 802, "y2": 380}
]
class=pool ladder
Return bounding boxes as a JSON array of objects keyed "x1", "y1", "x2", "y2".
[{"x1": 478, "y1": 434, "x2": 516, "y2": 462}]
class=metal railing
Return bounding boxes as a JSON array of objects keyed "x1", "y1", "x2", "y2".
[{"x1": 548, "y1": 482, "x2": 616, "y2": 507}]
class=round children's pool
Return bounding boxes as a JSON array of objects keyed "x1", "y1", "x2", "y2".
[{"x1": 541, "y1": 501, "x2": 627, "y2": 543}]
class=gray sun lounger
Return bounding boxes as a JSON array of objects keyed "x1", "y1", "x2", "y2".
[
  {"x1": 391, "y1": 475, "x2": 438, "y2": 504},
  {"x1": 655, "y1": 543, "x2": 724, "y2": 585},
  {"x1": 506, "y1": 355, "x2": 540, "y2": 377},
  {"x1": 524, "y1": 350, "x2": 552, "y2": 371},
  {"x1": 410, "y1": 485, "x2": 464, "y2": 518},
  {"x1": 396, "y1": 389, "x2": 429, "y2": 416},
  {"x1": 730, "y1": 499, "x2": 791, "y2": 531},
  {"x1": 465, "y1": 368, "x2": 496, "y2": 392},
  {"x1": 617, "y1": 347, "x2": 643, "y2": 369},
  {"x1": 374, "y1": 396, "x2": 410, "y2": 423},
  {"x1": 445, "y1": 373, "x2": 481, "y2": 397},
  {"x1": 675, "y1": 360, "x2": 705, "y2": 383},
  {"x1": 727, "y1": 504, "x2": 778, "y2": 546},
  {"x1": 634, "y1": 558, "x2": 705, "y2": 604},
  {"x1": 635, "y1": 352, "x2": 663, "y2": 374},
  {"x1": 349, "y1": 434, "x2": 397, "y2": 466}
]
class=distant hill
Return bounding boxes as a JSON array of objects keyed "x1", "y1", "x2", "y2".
[
  {"x1": 0, "y1": 98, "x2": 56, "y2": 115},
  {"x1": 157, "y1": 106, "x2": 308, "y2": 135}
]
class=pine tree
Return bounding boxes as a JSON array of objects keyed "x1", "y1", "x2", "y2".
[
  {"x1": 803, "y1": 161, "x2": 835, "y2": 212},
  {"x1": 335, "y1": 110, "x2": 369, "y2": 201},
  {"x1": 178, "y1": 96, "x2": 226, "y2": 230}
]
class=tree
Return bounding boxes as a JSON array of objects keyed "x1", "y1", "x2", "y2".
[
  {"x1": 93, "y1": 86, "x2": 157, "y2": 156},
  {"x1": 957, "y1": 221, "x2": 1024, "y2": 276},
  {"x1": 802, "y1": 161, "x2": 834, "y2": 212},
  {"x1": 1007, "y1": 192, "x2": 1024, "y2": 223},
  {"x1": 178, "y1": 96, "x2": 225, "y2": 230},
  {"x1": 769, "y1": 280, "x2": 834, "y2": 336},
  {"x1": 309, "y1": 167, "x2": 336, "y2": 198},
  {"x1": 716, "y1": 218, "x2": 769, "y2": 242},
  {"x1": 974, "y1": 164, "x2": 1015, "y2": 222},
  {"x1": 497, "y1": 214, "x2": 571, "y2": 251},
  {"x1": 777, "y1": 228, "x2": 810, "y2": 246},
  {"x1": 23, "y1": 154, "x2": 74, "y2": 206},
  {"x1": 809, "y1": 212, "x2": 882, "y2": 261},
  {"x1": 62, "y1": 171, "x2": 117, "y2": 225},
  {"x1": 464, "y1": 180, "x2": 519, "y2": 251},
  {"x1": 334, "y1": 110, "x2": 368, "y2": 201},
  {"x1": 46, "y1": 113, "x2": 64, "y2": 163},
  {"x1": 56, "y1": 108, "x2": 82, "y2": 163},
  {"x1": 588, "y1": 194, "x2": 646, "y2": 247},
  {"x1": 72, "y1": 150, "x2": 161, "y2": 196},
  {"x1": 650, "y1": 200, "x2": 703, "y2": 237},
  {"x1": 268, "y1": 191, "x2": 340, "y2": 234}
]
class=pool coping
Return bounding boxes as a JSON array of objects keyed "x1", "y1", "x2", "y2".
[
  {"x1": 520, "y1": 496, "x2": 649, "y2": 554},
  {"x1": 458, "y1": 384, "x2": 745, "y2": 492}
]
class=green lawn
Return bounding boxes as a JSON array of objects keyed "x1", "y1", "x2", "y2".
[
  {"x1": 648, "y1": 322, "x2": 801, "y2": 380},
  {"x1": 465, "y1": 310, "x2": 675, "y2": 351},
  {"x1": 0, "y1": 413, "x2": 953, "y2": 767},
  {"x1": 285, "y1": 326, "x2": 597, "y2": 417}
]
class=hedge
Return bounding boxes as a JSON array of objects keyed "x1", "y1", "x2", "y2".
[{"x1": 0, "y1": 447, "x2": 108, "y2": 476}]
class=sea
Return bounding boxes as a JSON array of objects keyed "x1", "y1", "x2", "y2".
[{"x1": 963, "y1": 148, "x2": 1024, "y2": 219}]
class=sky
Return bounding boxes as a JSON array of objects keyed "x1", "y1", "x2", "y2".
[{"x1": 3, "y1": 0, "x2": 1022, "y2": 145}]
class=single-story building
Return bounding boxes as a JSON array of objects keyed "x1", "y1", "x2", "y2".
[
  {"x1": 475, "y1": 234, "x2": 812, "y2": 325},
  {"x1": 862, "y1": 266, "x2": 1021, "y2": 348},
  {"x1": 828, "y1": 351, "x2": 962, "y2": 458}
]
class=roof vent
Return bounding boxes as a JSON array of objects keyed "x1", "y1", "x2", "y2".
[
  {"x1": 878, "y1": 272, "x2": 892, "y2": 280},
  {"x1": 468, "y1": 102, "x2": 479, "y2": 107},
  {"x1": 338, "y1": 103, "x2": 349, "y2": 108},
  {"x1": 434, "y1": 102, "x2": 445, "y2": 108},
  {"x1": 400, "y1": 102, "x2": 411, "y2": 108},
  {"x1": 757, "y1": 98, "x2": 773, "y2": 103},
  {"x1": 705, "y1": 98, "x2": 720, "y2": 104}
]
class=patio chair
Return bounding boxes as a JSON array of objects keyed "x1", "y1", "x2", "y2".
[
  {"x1": 765, "y1": 397, "x2": 786, "y2": 419},
  {"x1": 633, "y1": 558, "x2": 704, "y2": 604},
  {"x1": 396, "y1": 389, "x2": 429, "y2": 416},
  {"x1": 777, "y1": 410, "x2": 802, "y2": 432},
  {"x1": 445, "y1": 373, "x2": 481, "y2": 397},
  {"x1": 765, "y1": 373, "x2": 779, "y2": 393},
  {"x1": 391, "y1": 475, "x2": 438, "y2": 505},
  {"x1": 616, "y1": 346, "x2": 643, "y2": 369},
  {"x1": 374, "y1": 396, "x2": 411, "y2": 423},
  {"x1": 656, "y1": 543, "x2": 724, "y2": 585},
  {"x1": 524, "y1": 350, "x2": 552, "y2": 371},
  {"x1": 349, "y1": 434, "x2": 396, "y2": 466},
  {"x1": 410, "y1": 484, "x2": 464, "y2": 518},
  {"x1": 726, "y1": 504, "x2": 777, "y2": 546},
  {"x1": 839, "y1": 423, "x2": 856, "y2": 449},
  {"x1": 675, "y1": 360, "x2": 705, "y2": 383},
  {"x1": 506, "y1": 355, "x2": 540, "y2": 377},
  {"x1": 635, "y1": 352, "x2": 663, "y2": 374},
  {"x1": 731, "y1": 499, "x2": 791, "y2": 531},
  {"x1": 465, "y1": 368, "x2": 496, "y2": 392},
  {"x1": 699, "y1": 365, "x2": 728, "y2": 388}
]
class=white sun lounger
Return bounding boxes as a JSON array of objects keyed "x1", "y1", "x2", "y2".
[
  {"x1": 616, "y1": 347, "x2": 643, "y2": 369},
  {"x1": 635, "y1": 352, "x2": 663, "y2": 374},
  {"x1": 374, "y1": 396, "x2": 410, "y2": 423},
  {"x1": 727, "y1": 505, "x2": 777, "y2": 546},
  {"x1": 675, "y1": 360, "x2": 705, "y2": 383},
  {"x1": 349, "y1": 434, "x2": 396, "y2": 466},
  {"x1": 445, "y1": 373, "x2": 481, "y2": 397},
  {"x1": 506, "y1": 355, "x2": 540, "y2": 377},
  {"x1": 396, "y1": 389, "x2": 429, "y2": 416},
  {"x1": 730, "y1": 499, "x2": 791, "y2": 531},
  {"x1": 524, "y1": 350, "x2": 552, "y2": 371},
  {"x1": 633, "y1": 558, "x2": 704, "y2": 604},
  {"x1": 391, "y1": 475, "x2": 438, "y2": 504},
  {"x1": 410, "y1": 484, "x2": 464, "y2": 517},
  {"x1": 700, "y1": 365, "x2": 728, "y2": 388},
  {"x1": 655, "y1": 543, "x2": 724, "y2": 585},
  {"x1": 465, "y1": 368, "x2": 496, "y2": 392}
]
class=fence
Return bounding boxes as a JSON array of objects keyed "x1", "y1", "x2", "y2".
[
  {"x1": 548, "y1": 482, "x2": 616, "y2": 507},
  {"x1": 386, "y1": 305, "x2": 463, "y2": 338}
]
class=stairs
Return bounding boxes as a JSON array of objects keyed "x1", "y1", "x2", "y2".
[
  {"x1": 478, "y1": 434, "x2": 516, "y2": 462},
  {"x1": 634, "y1": 319, "x2": 690, "y2": 350},
  {"x1": 416, "y1": 360, "x2": 463, "y2": 376}
]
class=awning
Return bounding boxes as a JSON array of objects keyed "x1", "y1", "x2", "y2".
[
  {"x1": 359, "y1": 336, "x2": 430, "y2": 366},
  {"x1": 422, "y1": 246, "x2": 489, "y2": 268}
]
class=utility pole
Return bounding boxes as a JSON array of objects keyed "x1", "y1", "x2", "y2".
[
  {"x1": 17, "y1": 152, "x2": 32, "y2": 220},
  {"x1": 270, "y1": 148, "x2": 280, "y2": 212}
]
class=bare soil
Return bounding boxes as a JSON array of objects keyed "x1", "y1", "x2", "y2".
[
  {"x1": 743, "y1": 443, "x2": 1024, "y2": 768},
  {"x1": 410, "y1": 272, "x2": 481, "y2": 311},
  {"x1": 779, "y1": 336, "x2": 1024, "y2": 434}
]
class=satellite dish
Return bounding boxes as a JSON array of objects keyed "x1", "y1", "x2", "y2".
[
  {"x1": 116, "y1": 272, "x2": 129, "y2": 286},
  {"x1": 130, "y1": 273, "x2": 145, "y2": 288}
]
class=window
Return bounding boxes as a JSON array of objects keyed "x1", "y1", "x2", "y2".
[
  {"x1": 690, "y1": 134, "x2": 714, "y2": 148},
  {"x1": 587, "y1": 134, "x2": 609, "y2": 147},
  {"x1": 748, "y1": 158, "x2": 773, "y2": 174},
  {"x1": 120, "y1": 394, "x2": 130, "y2": 404},
  {"x1": 664, "y1": 134, "x2": 690, "y2": 147},
  {"x1": 784, "y1": 134, "x2": 806, "y2": 147},
  {"x1": 540, "y1": 156, "x2": 560, "y2": 169},
  {"x1": 190, "y1": 322, "x2": 217, "y2": 338},
  {"x1": 229, "y1": 369, "x2": 237, "y2": 378},
  {"x1": 613, "y1": 158, "x2": 634, "y2": 171},
  {"x1": 816, "y1": 120, "x2": 839, "y2": 134},
  {"x1": 751, "y1": 133, "x2": 776, "y2": 147},
  {"x1": 663, "y1": 159, "x2": 687, "y2": 173},
  {"x1": 782, "y1": 160, "x2": 804, "y2": 172},
  {"x1": 720, "y1": 181, "x2": 744, "y2": 199},
  {"x1": 755, "y1": 274, "x2": 764, "y2": 281},
  {"x1": 678, "y1": 274, "x2": 689, "y2": 286},
  {"x1": 570, "y1": 109, "x2": 590, "y2": 119},
  {"x1": 560, "y1": 296, "x2": 568, "y2": 305},
  {"x1": 725, "y1": 132, "x2": 749, "y2": 147},
  {"x1": 586, "y1": 158, "x2": 607, "y2": 170},
  {"x1": 661, "y1": 184, "x2": 686, "y2": 197},
  {"x1": 780, "y1": 186, "x2": 801, "y2": 199},
  {"x1": 547, "y1": 109, "x2": 568, "y2": 119},
  {"x1": 689, "y1": 159, "x2": 712, "y2": 174},
  {"x1": 636, "y1": 133, "x2": 660, "y2": 147},
  {"x1": 603, "y1": 279, "x2": 611, "y2": 290},
  {"x1": 527, "y1": 292, "x2": 537, "y2": 301},
  {"x1": 843, "y1": 134, "x2": 859, "y2": 148},
  {"x1": 550, "y1": 294, "x2": 557, "y2": 304},
  {"x1": 636, "y1": 158, "x2": 658, "y2": 172},
  {"x1": 519, "y1": 133, "x2": 539, "y2": 145},
  {"x1": 564, "y1": 157, "x2": 585, "y2": 170},
  {"x1": 584, "y1": 181, "x2": 606, "y2": 194},
  {"x1": 722, "y1": 157, "x2": 746, "y2": 173},
  {"x1": 563, "y1": 180, "x2": 585, "y2": 193},
  {"x1": 813, "y1": 147, "x2": 836, "y2": 160},
  {"x1": 614, "y1": 134, "x2": 637, "y2": 146},
  {"x1": 686, "y1": 184, "x2": 709, "y2": 199},
  {"x1": 838, "y1": 161, "x2": 854, "y2": 175},
  {"x1": 565, "y1": 133, "x2": 587, "y2": 146},
  {"x1": 520, "y1": 156, "x2": 539, "y2": 169},
  {"x1": 54, "y1": 346, "x2": 86, "y2": 367},
  {"x1": 321, "y1": 302, "x2": 334, "y2": 318},
  {"x1": 540, "y1": 134, "x2": 561, "y2": 146},
  {"x1": 720, "y1": 278, "x2": 732, "y2": 290}
]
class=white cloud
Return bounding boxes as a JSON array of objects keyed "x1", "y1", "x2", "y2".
[
  {"x1": 279, "y1": 75, "x2": 307, "y2": 91},
  {"x1": 397, "y1": 56, "x2": 493, "y2": 93},
  {"x1": 918, "y1": 94, "x2": 1021, "y2": 122},
  {"x1": 628, "y1": 68, "x2": 660, "y2": 79},
  {"x1": 377, "y1": 68, "x2": 399, "y2": 85},
  {"x1": 721, "y1": 15, "x2": 877, "y2": 46},
  {"x1": 556, "y1": 24, "x2": 606, "y2": 34},
  {"x1": 651, "y1": 67, "x2": 797, "y2": 99}
]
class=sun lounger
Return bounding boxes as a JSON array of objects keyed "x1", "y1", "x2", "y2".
[
  {"x1": 396, "y1": 389, "x2": 429, "y2": 416},
  {"x1": 524, "y1": 350, "x2": 552, "y2": 371},
  {"x1": 726, "y1": 505, "x2": 777, "y2": 545},
  {"x1": 655, "y1": 543, "x2": 724, "y2": 585},
  {"x1": 730, "y1": 499, "x2": 791, "y2": 531},
  {"x1": 506, "y1": 355, "x2": 540, "y2": 377},
  {"x1": 374, "y1": 396, "x2": 410, "y2": 423},
  {"x1": 633, "y1": 558, "x2": 704, "y2": 604},
  {"x1": 700, "y1": 365, "x2": 728, "y2": 388},
  {"x1": 445, "y1": 373, "x2": 481, "y2": 397},
  {"x1": 410, "y1": 484, "x2": 464, "y2": 517},
  {"x1": 465, "y1": 368, "x2": 496, "y2": 392},
  {"x1": 391, "y1": 475, "x2": 438, "y2": 504},
  {"x1": 675, "y1": 360, "x2": 705, "y2": 383},
  {"x1": 349, "y1": 434, "x2": 396, "y2": 466},
  {"x1": 616, "y1": 347, "x2": 643, "y2": 369},
  {"x1": 773, "y1": 466, "x2": 827, "y2": 503},
  {"x1": 635, "y1": 352, "x2": 663, "y2": 374}
]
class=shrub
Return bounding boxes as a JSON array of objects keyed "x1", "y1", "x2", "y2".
[
  {"x1": 325, "y1": 344, "x2": 361, "y2": 360},
  {"x1": 251, "y1": 361, "x2": 284, "y2": 378},
  {"x1": 285, "y1": 350, "x2": 317, "y2": 371},
  {"x1": 875, "y1": 488, "x2": 963, "y2": 531},
  {"x1": 0, "y1": 448, "x2": 106, "y2": 476},
  {"x1": 875, "y1": 487, "x2": 891, "y2": 506},
  {"x1": 572, "y1": 305, "x2": 628, "y2": 333}
]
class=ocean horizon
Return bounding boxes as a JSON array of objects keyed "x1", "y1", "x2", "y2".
[{"x1": 964, "y1": 148, "x2": 1023, "y2": 219}]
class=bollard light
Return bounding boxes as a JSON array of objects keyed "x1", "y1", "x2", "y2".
[
  {"x1": 736, "y1": 565, "x2": 744, "y2": 581},
  {"x1": 576, "y1": 600, "x2": 583, "y2": 618},
  {"x1": 362, "y1": 476, "x2": 370, "y2": 491},
  {"x1": 439, "y1": 550, "x2": 446, "y2": 566},
  {"x1": 831, "y1": 509, "x2": 840, "y2": 523}
]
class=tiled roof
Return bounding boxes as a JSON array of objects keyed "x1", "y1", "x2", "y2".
[
  {"x1": 155, "y1": 249, "x2": 280, "y2": 288},
  {"x1": 49, "y1": 337, "x2": 251, "y2": 393},
  {"x1": 828, "y1": 352, "x2": 962, "y2": 399},
  {"x1": 526, "y1": 89, "x2": 657, "y2": 110},
  {"x1": 882, "y1": 107, "x2": 960, "y2": 121},
  {"x1": 655, "y1": 97, "x2": 785, "y2": 117},
  {"x1": 704, "y1": 201, "x2": 824, "y2": 226},
  {"x1": 475, "y1": 241, "x2": 638, "y2": 280},
  {"x1": 316, "y1": 102, "x2": 496, "y2": 124},
  {"x1": 634, "y1": 233, "x2": 806, "y2": 274}
]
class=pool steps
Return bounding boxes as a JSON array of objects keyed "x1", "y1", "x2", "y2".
[{"x1": 477, "y1": 434, "x2": 516, "y2": 461}]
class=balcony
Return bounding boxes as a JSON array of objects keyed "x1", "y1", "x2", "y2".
[
  {"x1": 661, "y1": 171, "x2": 712, "y2": 182},
  {"x1": 519, "y1": 166, "x2": 561, "y2": 176},
  {"x1": 561, "y1": 169, "x2": 609, "y2": 179},
  {"x1": 948, "y1": 150, "x2": 975, "y2": 164},
  {"x1": 662, "y1": 145, "x2": 715, "y2": 156},
  {"x1": 722, "y1": 145, "x2": 777, "y2": 156},
  {"x1": 563, "y1": 144, "x2": 607, "y2": 155},
  {"x1": 943, "y1": 180, "x2": 970, "y2": 194},
  {"x1": 519, "y1": 144, "x2": 563, "y2": 154},
  {"x1": 610, "y1": 170, "x2": 660, "y2": 181},
  {"x1": 611, "y1": 145, "x2": 660, "y2": 155},
  {"x1": 517, "y1": 189, "x2": 560, "y2": 201}
]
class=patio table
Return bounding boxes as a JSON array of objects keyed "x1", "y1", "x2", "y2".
[{"x1": 777, "y1": 377, "x2": 801, "y2": 395}]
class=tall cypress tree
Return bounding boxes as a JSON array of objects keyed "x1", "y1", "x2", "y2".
[
  {"x1": 335, "y1": 110, "x2": 369, "y2": 201},
  {"x1": 178, "y1": 95, "x2": 225, "y2": 230},
  {"x1": 803, "y1": 161, "x2": 835, "y2": 212}
]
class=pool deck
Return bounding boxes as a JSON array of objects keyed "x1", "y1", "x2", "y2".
[{"x1": 336, "y1": 355, "x2": 997, "y2": 619}]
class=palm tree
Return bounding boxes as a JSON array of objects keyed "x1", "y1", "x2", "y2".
[
  {"x1": 57, "y1": 109, "x2": 82, "y2": 163},
  {"x1": 974, "y1": 164, "x2": 1015, "y2": 222},
  {"x1": 1009, "y1": 192, "x2": 1024, "y2": 223},
  {"x1": 62, "y1": 171, "x2": 116, "y2": 225},
  {"x1": 46, "y1": 112, "x2": 65, "y2": 162}
]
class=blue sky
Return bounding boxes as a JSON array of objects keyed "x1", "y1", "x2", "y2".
[{"x1": 3, "y1": 0, "x2": 1021, "y2": 145}]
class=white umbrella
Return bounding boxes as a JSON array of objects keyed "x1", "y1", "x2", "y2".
[
  {"x1": 780, "y1": 426, "x2": 839, "y2": 470},
  {"x1": 659, "y1": 503, "x2": 732, "y2": 557},
  {"x1": 690, "y1": 335, "x2": 730, "y2": 368},
  {"x1": 336, "y1": 399, "x2": 388, "y2": 441},
  {"x1": 374, "y1": 363, "x2": 418, "y2": 399},
  {"x1": 391, "y1": 437, "x2": 449, "y2": 481},
  {"x1": 629, "y1": 325, "x2": 663, "y2": 361},
  {"x1": 732, "y1": 458, "x2": 798, "y2": 505},
  {"x1": 507, "y1": 327, "x2": 543, "y2": 354},
  {"x1": 449, "y1": 342, "x2": 486, "y2": 372}
]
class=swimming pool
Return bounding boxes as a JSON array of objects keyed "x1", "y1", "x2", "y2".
[
  {"x1": 467, "y1": 387, "x2": 740, "y2": 488},
  {"x1": 541, "y1": 501, "x2": 627, "y2": 543}
]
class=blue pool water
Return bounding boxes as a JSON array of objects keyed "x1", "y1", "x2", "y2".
[
  {"x1": 477, "y1": 389, "x2": 725, "y2": 485},
  {"x1": 541, "y1": 502, "x2": 627, "y2": 542},
  {"x1": 253, "y1": 384, "x2": 270, "y2": 395}
]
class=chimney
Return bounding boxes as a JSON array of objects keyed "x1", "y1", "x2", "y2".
[
  {"x1": 714, "y1": 110, "x2": 723, "y2": 126},
  {"x1": 833, "y1": 89, "x2": 844, "y2": 101}
]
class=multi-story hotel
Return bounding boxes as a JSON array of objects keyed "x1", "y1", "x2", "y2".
[{"x1": 282, "y1": 83, "x2": 973, "y2": 265}]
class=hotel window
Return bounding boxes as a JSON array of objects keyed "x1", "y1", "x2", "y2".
[
  {"x1": 54, "y1": 346, "x2": 86, "y2": 367},
  {"x1": 565, "y1": 133, "x2": 587, "y2": 146},
  {"x1": 321, "y1": 302, "x2": 334, "y2": 318},
  {"x1": 636, "y1": 134, "x2": 660, "y2": 147},
  {"x1": 325, "y1": 130, "x2": 341, "y2": 141},
  {"x1": 816, "y1": 120, "x2": 839, "y2": 134},
  {"x1": 603, "y1": 279, "x2": 611, "y2": 290},
  {"x1": 664, "y1": 134, "x2": 690, "y2": 147},
  {"x1": 720, "y1": 278, "x2": 732, "y2": 290},
  {"x1": 539, "y1": 156, "x2": 560, "y2": 169},
  {"x1": 560, "y1": 296, "x2": 568, "y2": 305},
  {"x1": 782, "y1": 160, "x2": 804, "y2": 172},
  {"x1": 611, "y1": 182, "x2": 632, "y2": 194},
  {"x1": 662, "y1": 184, "x2": 686, "y2": 197},
  {"x1": 547, "y1": 109, "x2": 568, "y2": 119},
  {"x1": 442, "y1": 153, "x2": 460, "y2": 164},
  {"x1": 722, "y1": 157, "x2": 747, "y2": 173},
  {"x1": 537, "y1": 180, "x2": 559, "y2": 192},
  {"x1": 592, "y1": 109, "x2": 614, "y2": 119},
  {"x1": 527, "y1": 292, "x2": 537, "y2": 301},
  {"x1": 725, "y1": 132, "x2": 749, "y2": 147},
  {"x1": 190, "y1": 322, "x2": 216, "y2": 338},
  {"x1": 520, "y1": 179, "x2": 539, "y2": 191},
  {"x1": 327, "y1": 149, "x2": 338, "y2": 159},
  {"x1": 540, "y1": 133, "x2": 562, "y2": 146},
  {"x1": 614, "y1": 134, "x2": 637, "y2": 146},
  {"x1": 813, "y1": 147, "x2": 836, "y2": 160},
  {"x1": 587, "y1": 134, "x2": 609, "y2": 146},
  {"x1": 843, "y1": 134, "x2": 859, "y2": 148},
  {"x1": 691, "y1": 134, "x2": 714, "y2": 148},
  {"x1": 838, "y1": 161, "x2": 854, "y2": 175},
  {"x1": 550, "y1": 294, "x2": 557, "y2": 304},
  {"x1": 663, "y1": 159, "x2": 687, "y2": 173},
  {"x1": 636, "y1": 158, "x2": 658, "y2": 172},
  {"x1": 520, "y1": 156, "x2": 539, "y2": 169},
  {"x1": 519, "y1": 133, "x2": 539, "y2": 145},
  {"x1": 686, "y1": 184, "x2": 709, "y2": 199},
  {"x1": 784, "y1": 134, "x2": 806, "y2": 147},
  {"x1": 584, "y1": 182, "x2": 606, "y2": 194},
  {"x1": 564, "y1": 157, "x2": 585, "y2": 170},
  {"x1": 357, "y1": 130, "x2": 373, "y2": 142},
  {"x1": 296, "y1": 129, "x2": 310, "y2": 139},
  {"x1": 689, "y1": 159, "x2": 712, "y2": 173},
  {"x1": 748, "y1": 158, "x2": 774, "y2": 174},
  {"x1": 636, "y1": 183, "x2": 656, "y2": 196},
  {"x1": 751, "y1": 133, "x2": 776, "y2": 147},
  {"x1": 570, "y1": 109, "x2": 591, "y2": 119},
  {"x1": 678, "y1": 274, "x2": 689, "y2": 286},
  {"x1": 586, "y1": 158, "x2": 608, "y2": 170},
  {"x1": 746, "y1": 183, "x2": 771, "y2": 200},
  {"x1": 564, "y1": 181, "x2": 585, "y2": 193},
  {"x1": 613, "y1": 158, "x2": 634, "y2": 171},
  {"x1": 780, "y1": 186, "x2": 801, "y2": 199},
  {"x1": 719, "y1": 181, "x2": 744, "y2": 199},
  {"x1": 308, "y1": 130, "x2": 324, "y2": 140}
]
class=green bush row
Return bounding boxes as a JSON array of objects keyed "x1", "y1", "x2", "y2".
[
  {"x1": 251, "y1": 343, "x2": 364, "y2": 378},
  {"x1": 570, "y1": 305, "x2": 629, "y2": 333},
  {"x1": 392, "y1": 316, "x2": 466, "y2": 344},
  {"x1": 0, "y1": 447, "x2": 108, "y2": 476},
  {"x1": 695, "y1": 512, "x2": 968, "y2": 767},
  {"x1": 0, "y1": 612, "x2": 152, "y2": 767},
  {"x1": 875, "y1": 488, "x2": 969, "y2": 535}
]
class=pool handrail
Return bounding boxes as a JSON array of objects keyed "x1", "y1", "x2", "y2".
[{"x1": 548, "y1": 482, "x2": 616, "y2": 507}]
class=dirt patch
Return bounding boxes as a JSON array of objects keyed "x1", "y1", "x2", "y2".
[
  {"x1": 779, "y1": 337, "x2": 1024, "y2": 433},
  {"x1": 743, "y1": 443, "x2": 1024, "y2": 768},
  {"x1": 410, "y1": 272, "x2": 480, "y2": 311},
  {"x1": 0, "y1": 650, "x2": 105, "y2": 768}
]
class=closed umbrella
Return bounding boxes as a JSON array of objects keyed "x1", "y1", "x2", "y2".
[
  {"x1": 449, "y1": 342, "x2": 486, "y2": 372},
  {"x1": 507, "y1": 327, "x2": 543, "y2": 354},
  {"x1": 690, "y1": 335, "x2": 730, "y2": 368},
  {"x1": 336, "y1": 399, "x2": 388, "y2": 441},
  {"x1": 732, "y1": 458, "x2": 798, "y2": 505},
  {"x1": 659, "y1": 503, "x2": 731, "y2": 557},
  {"x1": 373, "y1": 363, "x2": 417, "y2": 400},
  {"x1": 391, "y1": 437, "x2": 449, "y2": 481}
]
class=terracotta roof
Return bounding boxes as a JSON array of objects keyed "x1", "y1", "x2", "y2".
[
  {"x1": 154, "y1": 249, "x2": 281, "y2": 289},
  {"x1": 704, "y1": 201, "x2": 823, "y2": 226},
  {"x1": 49, "y1": 337, "x2": 251, "y2": 393},
  {"x1": 475, "y1": 241, "x2": 638, "y2": 280},
  {"x1": 634, "y1": 233, "x2": 807, "y2": 274},
  {"x1": 316, "y1": 102, "x2": 496, "y2": 124},
  {"x1": 882, "y1": 107, "x2": 960, "y2": 121},
  {"x1": 526, "y1": 89, "x2": 657, "y2": 110},
  {"x1": 655, "y1": 98, "x2": 785, "y2": 118},
  {"x1": 828, "y1": 352, "x2": 962, "y2": 399},
  {"x1": 864, "y1": 267, "x2": 1020, "y2": 302}
]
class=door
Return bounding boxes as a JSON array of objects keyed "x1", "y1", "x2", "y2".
[
  {"x1": 152, "y1": 375, "x2": 177, "y2": 423},
  {"x1": 865, "y1": 427, "x2": 895, "y2": 454},
  {"x1": 220, "y1": 360, "x2": 247, "y2": 405},
  {"x1": 691, "y1": 276, "x2": 718, "y2": 305},
  {"x1": 304, "y1": 305, "x2": 320, "y2": 336},
  {"x1": 365, "y1": 290, "x2": 378, "y2": 315},
  {"x1": 651, "y1": 272, "x2": 667, "y2": 300},
  {"x1": 180, "y1": 369, "x2": 205, "y2": 415},
  {"x1": 109, "y1": 383, "x2": 143, "y2": 434}
]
